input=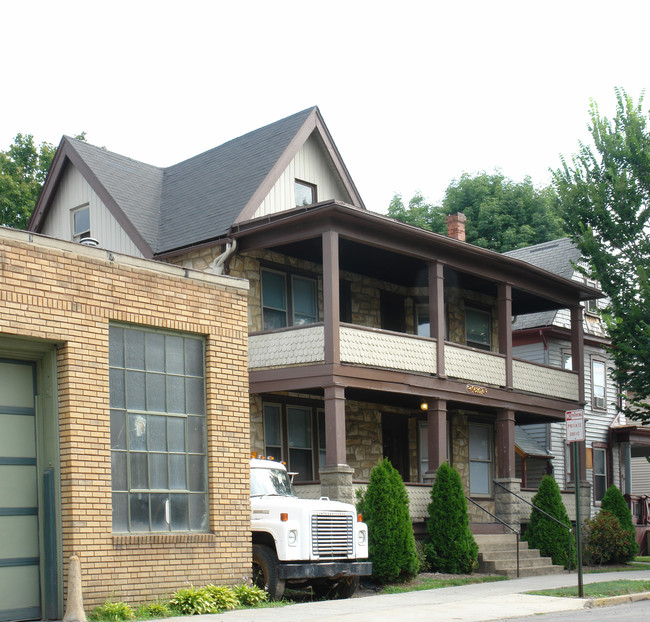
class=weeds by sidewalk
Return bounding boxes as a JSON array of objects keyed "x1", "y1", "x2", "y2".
[{"x1": 527, "y1": 579, "x2": 650, "y2": 598}]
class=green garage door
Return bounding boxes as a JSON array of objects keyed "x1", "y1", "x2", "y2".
[{"x1": 0, "y1": 360, "x2": 40, "y2": 622}]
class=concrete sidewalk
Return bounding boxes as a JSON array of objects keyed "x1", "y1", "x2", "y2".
[{"x1": 161, "y1": 569, "x2": 650, "y2": 622}]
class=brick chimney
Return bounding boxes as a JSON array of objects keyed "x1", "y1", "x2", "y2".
[{"x1": 446, "y1": 212, "x2": 467, "y2": 241}]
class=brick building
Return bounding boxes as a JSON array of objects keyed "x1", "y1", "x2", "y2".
[{"x1": 0, "y1": 228, "x2": 249, "y2": 618}]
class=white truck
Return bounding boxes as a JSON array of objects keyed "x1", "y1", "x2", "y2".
[{"x1": 250, "y1": 457, "x2": 371, "y2": 600}]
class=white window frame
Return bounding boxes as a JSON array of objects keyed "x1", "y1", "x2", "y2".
[{"x1": 592, "y1": 358, "x2": 607, "y2": 410}]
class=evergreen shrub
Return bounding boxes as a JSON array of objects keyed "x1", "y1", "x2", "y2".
[
  {"x1": 583, "y1": 510, "x2": 631, "y2": 565},
  {"x1": 523, "y1": 475, "x2": 576, "y2": 569},
  {"x1": 424, "y1": 462, "x2": 478, "y2": 573},
  {"x1": 356, "y1": 458, "x2": 419, "y2": 584},
  {"x1": 600, "y1": 484, "x2": 638, "y2": 561}
]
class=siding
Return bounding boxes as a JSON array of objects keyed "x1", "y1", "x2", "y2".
[
  {"x1": 631, "y1": 457, "x2": 650, "y2": 495},
  {"x1": 40, "y1": 165, "x2": 144, "y2": 257}
]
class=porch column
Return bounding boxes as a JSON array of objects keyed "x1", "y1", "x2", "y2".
[
  {"x1": 320, "y1": 384, "x2": 354, "y2": 504},
  {"x1": 498, "y1": 283, "x2": 513, "y2": 389},
  {"x1": 429, "y1": 261, "x2": 445, "y2": 377},
  {"x1": 322, "y1": 230, "x2": 340, "y2": 366},
  {"x1": 496, "y1": 408, "x2": 516, "y2": 478},
  {"x1": 622, "y1": 442, "x2": 633, "y2": 495},
  {"x1": 423, "y1": 399, "x2": 447, "y2": 484},
  {"x1": 570, "y1": 306, "x2": 587, "y2": 482}
]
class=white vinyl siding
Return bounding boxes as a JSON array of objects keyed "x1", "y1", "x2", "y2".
[
  {"x1": 40, "y1": 166, "x2": 144, "y2": 257},
  {"x1": 254, "y1": 134, "x2": 352, "y2": 219},
  {"x1": 631, "y1": 456, "x2": 650, "y2": 496}
]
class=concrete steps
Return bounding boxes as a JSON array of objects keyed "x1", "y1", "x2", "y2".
[{"x1": 474, "y1": 534, "x2": 565, "y2": 578}]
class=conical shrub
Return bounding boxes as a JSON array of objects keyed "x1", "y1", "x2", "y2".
[
  {"x1": 600, "y1": 484, "x2": 638, "y2": 561},
  {"x1": 424, "y1": 462, "x2": 478, "y2": 573}
]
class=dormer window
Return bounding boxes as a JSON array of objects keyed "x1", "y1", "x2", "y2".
[
  {"x1": 71, "y1": 204, "x2": 90, "y2": 242},
  {"x1": 295, "y1": 180, "x2": 316, "y2": 206}
]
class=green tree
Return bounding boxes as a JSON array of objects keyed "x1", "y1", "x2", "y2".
[
  {"x1": 389, "y1": 174, "x2": 565, "y2": 252},
  {"x1": 424, "y1": 462, "x2": 478, "y2": 573},
  {"x1": 554, "y1": 88, "x2": 650, "y2": 423},
  {"x1": 600, "y1": 484, "x2": 638, "y2": 560},
  {"x1": 356, "y1": 458, "x2": 418, "y2": 584},
  {"x1": 523, "y1": 475, "x2": 576, "y2": 569}
]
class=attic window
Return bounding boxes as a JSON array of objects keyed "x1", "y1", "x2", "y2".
[
  {"x1": 72, "y1": 204, "x2": 90, "y2": 242},
  {"x1": 295, "y1": 180, "x2": 316, "y2": 206}
]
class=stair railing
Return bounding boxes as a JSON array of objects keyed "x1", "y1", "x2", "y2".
[
  {"x1": 493, "y1": 480, "x2": 573, "y2": 573},
  {"x1": 465, "y1": 495, "x2": 520, "y2": 578}
]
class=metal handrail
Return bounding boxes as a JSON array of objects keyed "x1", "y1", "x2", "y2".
[
  {"x1": 493, "y1": 480, "x2": 573, "y2": 573},
  {"x1": 466, "y1": 495, "x2": 520, "y2": 578}
]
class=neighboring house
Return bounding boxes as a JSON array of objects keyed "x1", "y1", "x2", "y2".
[
  {"x1": 27, "y1": 108, "x2": 600, "y2": 567},
  {"x1": 506, "y1": 238, "x2": 650, "y2": 552},
  {"x1": 0, "y1": 228, "x2": 249, "y2": 616}
]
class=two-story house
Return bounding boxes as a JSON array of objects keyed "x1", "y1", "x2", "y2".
[
  {"x1": 506, "y1": 238, "x2": 650, "y2": 552},
  {"x1": 28, "y1": 107, "x2": 601, "y2": 539}
]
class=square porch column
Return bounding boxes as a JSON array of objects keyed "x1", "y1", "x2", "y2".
[
  {"x1": 428, "y1": 261, "x2": 445, "y2": 377},
  {"x1": 495, "y1": 409, "x2": 521, "y2": 531},
  {"x1": 423, "y1": 398, "x2": 447, "y2": 484}
]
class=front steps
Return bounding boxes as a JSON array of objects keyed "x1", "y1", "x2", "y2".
[{"x1": 474, "y1": 534, "x2": 564, "y2": 578}]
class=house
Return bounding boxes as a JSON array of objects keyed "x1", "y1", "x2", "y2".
[
  {"x1": 506, "y1": 238, "x2": 650, "y2": 552},
  {"x1": 25, "y1": 107, "x2": 602, "y2": 586},
  {"x1": 0, "y1": 228, "x2": 249, "y2": 617}
]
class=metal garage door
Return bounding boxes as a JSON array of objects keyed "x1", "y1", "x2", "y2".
[{"x1": 0, "y1": 359, "x2": 40, "y2": 622}]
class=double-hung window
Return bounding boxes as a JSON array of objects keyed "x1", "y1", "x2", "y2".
[
  {"x1": 469, "y1": 424, "x2": 492, "y2": 495},
  {"x1": 465, "y1": 307, "x2": 491, "y2": 350},
  {"x1": 416, "y1": 304, "x2": 430, "y2": 337},
  {"x1": 593, "y1": 446, "x2": 608, "y2": 502},
  {"x1": 109, "y1": 325, "x2": 207, "y2": 533},
  {"x1": 261, "y1": 268, "x2": 318, "y2": 330},
  {"x1": 592, "y1": 359, "x2": 606, "y2": 410},
  {"x1": 263, "y1": 402, "x2": 324, "y2": 482}
]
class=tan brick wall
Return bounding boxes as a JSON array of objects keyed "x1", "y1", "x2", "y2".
[{"x1": 0, "y1": 231, "x2": 250, "y2": 607}]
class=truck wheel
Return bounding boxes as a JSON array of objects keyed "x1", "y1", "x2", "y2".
[
  {"x1": 312, "y1": 575, "x2": 359, "y2": 599},
  {"x1": 252, "y1": 544, "x2": 285, "y2": 600}
]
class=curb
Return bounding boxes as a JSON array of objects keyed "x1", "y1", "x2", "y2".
[{"x1": 589, "y1": 591, "x2": 650, "y2": 608}]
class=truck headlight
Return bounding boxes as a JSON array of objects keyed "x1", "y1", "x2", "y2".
[
  {"x1": 358, "y1": 530, "x2": 367, "y2": 545},
  {"x1": 288, "y1": 529, "x2": 298, "y2": 546}
]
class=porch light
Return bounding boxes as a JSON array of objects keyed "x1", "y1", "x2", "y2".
[{"x1": 420, "y1": 401, "x2": 428, "y2": 411}]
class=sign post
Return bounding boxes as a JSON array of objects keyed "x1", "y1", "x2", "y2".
[{"x1": 566, "y1": 409, "x2": 584, "y2": 597}]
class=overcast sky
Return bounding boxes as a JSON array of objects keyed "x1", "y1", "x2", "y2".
[{"x1": 2, "y1": 0, "x2": 648, "y2": 213}]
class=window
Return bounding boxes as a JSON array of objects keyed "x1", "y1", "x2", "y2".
[
  {"x1": 592, "y1": 359, "x2": 606, "y2": 409},
  {"x1": 593, "y1": 447, "x2": 608, "y2": 502},
  {"x1": 263, "y1": 402, "x2": 324, "y2": 482},
  {"x1": 261, "y1": 268, "x2": 318, "y2": 330},
  {"x1": 71, "y1": 204, "x2": 90, "y2": 242},
  {"x1": 469, "y1": 424, "x2": 492, "y2": 495},
  {"x1": 109, "y1": 325, "x2": 207, "y2": 533},
  {"x1": 585, "y1": 278, "x2": 600, "y2": 314},
  {"x1": 465, "y1": 307, "x2": 491, "y2": 350},
  {"x1": 295, "y1": 180, "x2": 317, "y2": 206},
  {"x1": 416, "y1": 304, "x2": 430, "y2": 337},
  {"x1": 562, "y1": 350, "x2": 573, "y2": 370}
]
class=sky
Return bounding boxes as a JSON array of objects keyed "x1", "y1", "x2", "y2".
[{"x1": 2, "y1": 0, "x2": 648, "y2": 214}]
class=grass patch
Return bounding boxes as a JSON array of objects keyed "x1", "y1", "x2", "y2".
[
  {"x1": 383, "y1": 575, "x2": 507, "y2": 594},
  {"x1": 528, "y1": 579, "x2": 650, "y2": 598},
  {"x1": 584, "y1": 562, "x2": 650, "y2": 573},
  {"x1": 635, "y1": 556, "x2": 650, "y2": 563}
]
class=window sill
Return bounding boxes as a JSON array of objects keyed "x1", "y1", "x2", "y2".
[{"x1": 113, "y1": 532, "x2": 216, "y2": 547}]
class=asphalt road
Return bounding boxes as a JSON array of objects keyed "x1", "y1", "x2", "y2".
[{"x1": 501, "y1": 599, "x2": 650, "y2": 621}]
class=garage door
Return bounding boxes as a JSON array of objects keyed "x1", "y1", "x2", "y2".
[{"x1": 0, "y1": 360, "x2": 40, "y2": 622}]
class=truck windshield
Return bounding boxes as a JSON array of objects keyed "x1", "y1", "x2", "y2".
[{"x1": 251, "y1": 467, "x2": 296, "y2": 497}]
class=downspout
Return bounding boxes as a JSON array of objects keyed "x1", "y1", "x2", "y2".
[{"x1": 210, "y1": 239, "x2": 237, "y2": 275}]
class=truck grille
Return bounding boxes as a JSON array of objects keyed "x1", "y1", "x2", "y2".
[{"x1": 311, "y1": 513, "x2": 353, "y2": 558}]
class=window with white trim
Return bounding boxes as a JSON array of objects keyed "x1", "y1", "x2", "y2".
[
  {"x1": 592, "y1": 359, "x2": 606, "y2": 410},
  {"x1": 109, "y1": 325, "x2": 207, "y2": 533},
  {"x1": 469, "y1": 423, "x2": 492, "y2": 495},
  {"x1": 593, "y1": 447, "x2": 608, "y2": 502},
  {"x1": 261, "y1": 268, "x2": 318, "y2": 330}
]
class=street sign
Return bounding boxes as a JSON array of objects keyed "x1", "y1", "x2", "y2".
[{"x1": 565, "y1": 409, "x2": 585, "y2": 442}]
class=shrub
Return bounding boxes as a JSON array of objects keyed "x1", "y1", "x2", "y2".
[
  {"x1": 414, "y1": 539, "x2": 432, "y2": 573},
  {"x1": 357, "y1": 458, "x2": 419, "y2": 584},
  {"x1": 169, "y1": 586, "x2": 215, "y2": 615},
  {"x1": 523, "y1": 475, "x2": 576, "y2": 569},
  {"x1": 583, "y1": 510, "x2": 632, "y2": 565},
  {"x1": 233, "y1": 583, "x2": 268, "y2": 607},
  {"x1": 424, "y1": 462, "x2": 478, "y2": 573},
  {"x1": 88, "y1": 600, "x2": 134, "y2": 622},
  {"x1": 600, "y1": 484, "x2": 638, "y2": 561},
  {"x1": 135, "y1": 601, "x2": 172, "y2": 618},
  {"x1": 203, "y1": 585, "x2": 238, "y2": 611}
]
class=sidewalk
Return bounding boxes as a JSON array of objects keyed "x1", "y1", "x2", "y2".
[{"x1": 161, "y1": 569, "x2": 650, "y2": 622}]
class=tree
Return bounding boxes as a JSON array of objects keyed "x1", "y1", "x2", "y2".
[
  {"x1": 424, "y1": 462, "x2": 478, "y2": 573},
  {"x1": 388, "y1": 173, "x2": 566, "y2": 252},
  {"x1": 356, "y1": 458, "x2": 419, "y2": 584},
  {"x1": 523, "y1": 475, "x2": 576, "y2": 569},
  {"x1": 0, "y1": 132, "x2": 85, "y2": 230},
  {"x1": 554, "y1": 88, "x2": 650, "y2": 423},
  {"x1": 600, "y1": 484, "x2": 638, "y2": 560}
]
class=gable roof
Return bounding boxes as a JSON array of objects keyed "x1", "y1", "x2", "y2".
[
  {"x1": 505, "y1": 238, "x2": 582, "y2": 330},
  {"x1": 29, "y1": 107, "x2": 365, "y2": 257}
]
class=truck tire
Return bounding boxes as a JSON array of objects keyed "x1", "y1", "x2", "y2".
[
  {"x1": 252, "y1": 544, "x2": 285, "y2": 600},
  {"x1": 312, "y1": 574, "x2": 360, "y2": 599}
]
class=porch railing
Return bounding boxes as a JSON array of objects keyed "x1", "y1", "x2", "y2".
[{"x1": 625, "y1": 494, "x2": 650, "y2": 526}]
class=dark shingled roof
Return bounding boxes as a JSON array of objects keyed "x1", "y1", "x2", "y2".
[
  {"x1": 63, "y1": 107, "x2": 317, "y2": 255},
  {"x1": 505, "y1": 238, "x2": 581, "y2": 330}
]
